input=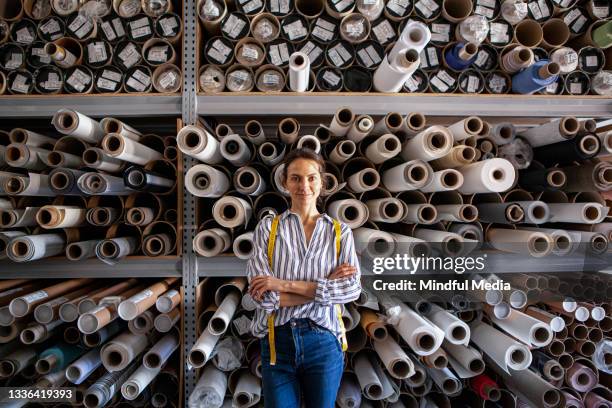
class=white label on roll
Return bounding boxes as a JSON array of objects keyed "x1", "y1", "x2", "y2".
[
  {"x1": 11, "y1": 75, "x2": 29, "y2": 93},
  {"x1": 488, "y1": 74, "x2": 505, "y2": 93},
  {"x1": 127, "y1": 76, "x2": 146, "y2": 92},
  {"x1": 284, "y1": 20, "x2": 307, "y2": 40},
  {"x1": 592, "y1": 6, "x2": 608, "y2": 18},
  {"x1": 538, "y1": 0, "x2": 550, "y2": 17},
  {"x1": 132, "y1": 69, "x2": 151, "y2": 86},
  {"x1": 563, "y1": 8, "x2": 580, "y2": 24},
  {"x1": 475, "y1": 50, "x2": 489, "y2": 67},
  {"x1": 118, "y1": 43, "x2": 140, "y2": 67},
  {"x1": 570, "y1": 82, "x2": 582, "y2": 94},
  {"x1": 269, "y1": 46, "x2": 282, "y2": 65},
  {"x1": 279, "y1": 43, "x2": 290, "y2": 62},
  {"x1": 102, "y1": 69, "x2": 122, "y2": 82},
  {"x1": 242, "y1": 0, "x2": 263, "y2": 13},
  {"x1": 223, "y1": 15, "x2": 245, "y2": 38},
  {"x1": 16, "y1": 28, "x2": 35, "y2": 44},
  {"x1": 474, "y1": 5, "x2": 494, "y2": 18},
  {"x1": 40, "y1": 19, "x2": 61, "y2": 35},
  {"x1": 6, "y1": 53, "x2": 23, "y2": 69},
  {"x1": 312, "y1": 26, "x2": 334, "y2": 41},
  {"x1": 159, "y1": 72, "x2": 178, "y2": 88},
  {"x1": 159, "y1": 17, "x2": 178, "y2": 36},
  {"x1": 564, "y1": 52, "x2": 577, "y2": 64},
  {"x1": 45, "y1": 73, "x2": 62, "y2": 90},
  {"x1": 586, "y1": 56, "x2": 598, "y2": 67},
  {"x1": 132, "y1": 26, "x2": 152, "y2": 38},
  {"x1": 242, "y1": 45, "x2": 259, "y2": 61},
  {"x1": 323, "y1": 70, "x2": 341, "y2": 86},
  {"x1": 328, "y1": 49, "x2": 343, "y2": 66},
  {"x1": 148, "y1": 46, "x2": 169, "y2": 62},
  {"x1": 317, "y1": 19, "x2": 336, "y2": 31},
  {"x1": 431, "y1": 76, "x2": 448, "y2": 92},
  {"x1": 98, "y1": 77, "x2": 118, "y2": 91},
  {"x1": 427, "y1": 47, "x2": 438, "y2": 66},
  {"x1": 336, "y1": 44, "x2": 351, "y2": 60},
  {"x1": 67, "y1": 69, "x2": 90, "y2": 92},
  {"x1": 113, "y1": 18, "x2": 126, "y2": 37},
  {"x1": 545, "y1": 82, "x2": 558, "y2": 93},
  {"x1": 431, "y1": 32, "x2": 449, "y2": 42},
  {"x1": 335, "y1": 0, "x2": 353, "y2": 11},
  {"x1": 387, "y1": 0, "x2": 406, "y2": 15},
  {"x1": 23, "y1": 290, "x2": 49, "y2": 303},
  {"x1": 415, "y1": 1, "x2": 433, "y2": 17},
  {"x1": 358, "y1": 49, "x2": 374, "y2": 67},
  {"x1": 212, "y1": 39, "x2": 232, "y2": 57},
  {"x1": 528, "y1": 2, "x2": 542, "y2": 19},
  {"x1": 477, "y1": 0, "x2": 495, "y2": 7},
  {"x1": 270, "y1": 0, "x2": 290, "y2": 13},
  {"x1": 120, "y1": 0, "x2": 141, "y2": 15},
  {"x1": 405, "y1": 76, "x2": 420, "y2": 91},
  {"x1": 69, "y1": 14, "x2": 87, "y2": 32},
  {"x1": 422, "y1": 0, "x2": 439, "y2": 10},
  {"x1": 88, "y1": 42, "x2": 108, "y2": 63},
  {"x1": 263, "y1": 73, "x2": 279, "y2": 85},
  {"x1": 102, "y1": 22, "x2": 117, "y2": 40},
  {"x1": 572, "y1": 16, "x2": 587, "y2": 32},
  {"x1": 300, "y1": 41, "x2": 322, "y2": 62},
  {"x1": 438, "y1": 70, "x2": 455, "y2": 85},
  {"x1": 372, "y1": 20, "x2": 394, "y2": 43},
  {"x1": 129, "y1": 289, "x2": 155, "y2": 304},
  {"x1": 467, "y1": 75, "x2": 479, "y2": 93},
  {"x1": 365, "y1": 45, "x2": 381, "y2": 64},
  {"x1": 130, "y1": 17, "x2": 149, "y2": 29},
  {"x1": 75, "y1": 20, "x2": 94, "y2": 39},
  {"x1": 432, "y1": 24, "x2": 450, "y2": 33}
]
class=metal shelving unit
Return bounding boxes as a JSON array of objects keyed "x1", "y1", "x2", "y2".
[{"x1": 0, "y1": 3, "x2": 611, "y2": 405}]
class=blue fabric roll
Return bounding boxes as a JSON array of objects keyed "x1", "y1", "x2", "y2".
[
  {"x1": 444, "y1": 43, "x2": 477, "y2": 71},
  {"x1": 511, "y1": 60, "x2": 559, "y2": 94}
]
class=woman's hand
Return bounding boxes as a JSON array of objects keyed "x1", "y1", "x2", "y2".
[
  {"x1": 328, "y1": 263, "x2": 357, "y2": 280},
  {"x1": 249, "y1": 276, "x2": 286, "y2": 301}
]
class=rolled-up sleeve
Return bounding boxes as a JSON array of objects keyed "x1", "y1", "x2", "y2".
[
  {"x1": 315, "y1": 223, "x2": 362, "y2": 306},
  {"x1": 246, "y1": 217, "x2": 280, "y2": 314}
]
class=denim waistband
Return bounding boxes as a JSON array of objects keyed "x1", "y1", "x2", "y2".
[{"x1": 278, "y1": 318, "x2": 317, "y2": 330}]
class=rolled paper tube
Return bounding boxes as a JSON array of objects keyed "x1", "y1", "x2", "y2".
[
  {"x1": 189, "y1": 327, "x2": 221, "y2": 367},
  {"x1": 95, "y1": 237, "x2": 139, "y2": 264},
  {"x1": 0, "y1": 207, "x2": 41, "y2": 228},
  {"x1": 329, "y1": 107, "x2": 355, "y2": 137},
  {"x1": 366, "y1": 198, "x2": 404, "y2": 223},
  {"x1": 193, "y1": 228, "x2": 231, "y2": 257},
  {"x1": 389, "y1": 233, "x2": 431, "y2": 257},
  {"x1": 34, "y1": 285, "x2": 94, "y2": 324},
  {"x1": 188, "y1": 365, "x2": 227, "y2": 408},
  {"x1": 547, "y1": 203, "x2": 607, "y2": 224},
  {"x1": 364, "y1": 134, "x2": 401, "y2": 164},
  {"x1": 244, "y1": 120, "x2": 266, "y2": 145},
  {"x1": 337, "y1": 374, "x2": 362, "y2": 408},
  {"x1": 394, "y1": 303, "x2": 444, "y2": 356},
  {"x1": 36, "y1": 343, "x2": 83, "y2": 374},
  {"x1": 288, "y1": 51, "x2": 310, "y2": 92},
  {"x1": 434, "y1": 204, "x2": 478, "y2": 223},
  {"x1": 9, "y1": 128, "x2": 56, "y2": 147},
  {"x1": 382, "y1": 160, "x2": 433, "y2": 192},
  {"x1": 156, "y1": 289, "x2": 180, "y2": 314},
  {"x1": 352, "y1": 352, "x2": 393, "y2": 400},
  {"x1": 82, "y1": 321, "x2": 123, "y2": 348},
  {"x1": 89, "y1": 207, "x2": 121, "y2": 227},
  {"x1": 143, "y1": 333, "x2": 178, "y2": 370},
  {"x1": 278, "y1": 118, "x2": 300, "y2": 144},
  {"x1": 185, "y1": 164, "x2": 230, "y2": 198},
  {"x1": 443, "y1": 342, "x2": 486, "y2": 378},
  {"x1": 78, "y1": 173, "x2": 134, "y2": 195},
  {"x1": 36, "y1": 206, "x2": 87, "y2": 229},
  {"x1": 101, "y1": 331, "x2": 149, "y2": 372},
  {"x1": 501, "y1": 46, "x2": 534, "y2": 73},
  {"x1": 584, "y1": 390, "x2": 611, "y2": 408},
  {"x1": 372, "y1": 112, "x2": 404, "y2": 136},
  {"x1": 447, "y1": 117, "x2": 483, "y2": 142},
  {"x1": 519, "y1": 117, "x2": 579, "y2": 147},
  {"x1": 560, "y1": 162, "x2": 611, "y2": 192},
  {"x1": 457, "y1": 158, "x2": 515, "y2": 194},
  {"x1": 220, "y1": 134, "x2": 252, "y2": 166},
  {"x1": 101, "y1": 134, "x2": 163, "y2": 166},
  {"x1": 101, "y1": 118, "x2": 142, "y2": 141},
  {"x1": 533, "y1": 133, "x2": 601, "y2": 167},
  {"x1": 5, "y1": 144, "x2": 52, "y2": 171},
  {"x1": 49, "y1": 168, "x2": 87, "y2": 195},
  {"x1": 0, "y1": 349, "x2": 37, "y2": 377},
  {"x1": 420, "y1": 170, "x2": 464, "y2": 193},
  {"x1": 347, "y1": 115, "x2": 374, "y2": 143},
  {"x1": 128, "y1": 310, "x2": 155, "y2": 334},
  {"x1": 208, "y1": 291, "x2": 240, "y2": 335},
  {"x1": 427, "y1": 366, "x2": 462, "y2": 396},
  {"x1": 488, "y1": 228, "x2": 553, "y2": 257},
  {"x1": 422, "y1": 347, "x2": 449, "y2": 369},
  {"x1": 46, "y1": 150, "x2": 83, "y2": 169},
  {"x1": 429, "y1": 146, "x2": 477, "y2": 169},
  {"x1": 233, "y1": 370, "x2": 261, "y2": 407},
  {"x1": 425, "y1": 303, "x2": 470, "y2": 345},
  {"x1": 52, "y1": 110, "x2": 104, "y2": 144},
  {"x1": 373, "y1": 49, "x2": 421, "y2": 93},
  {"x1": 518, "y1": 167, "x2": 567, "y2": 191},
  {"x1": 212, "y1": 196, "x2": 252, "y2": 228},
  {"x1": 373, "y1": 336, "x2": 414, "y2": 379},
  {"x1": 531, "y1": 352, "x2": 564, "y2": 382},
  {"x1": 389, "y1": 20, "x2": 431, "y2": 63},
  {"x1": 326, "y1": 199, "x2": 369, "y2": 229},
  {"x1": 20, "y1": 320, "x2": 62, "y2": 344},
  {"x1": 122, "y1": 364, "x2": 161, "y2": 400},
  {"x1": 154, "y1": 308, "x2": 180, "y2": 332},
  {"x1": 441, "y1": 0, "x2": 472, "y2": 22},
  {"x1": 401, "y1": 125, "x2": 453, "y2": 162},
  {"x1": 84, "y1": 361, "x2": 139, "y2": 408},
  {"x1": 176, "y1": 125, "x2": 223, "y2": 164},
  {"x1": 118, "y1": 278, "x2": 177, "y2": 321},
  {"x1": 509, "y1": 200, "x2": 550, "y2": 224},
  {"x1": 6, "y1": 233, "x2": 66, "y2": 263},
  {"x1": 353, "y1": 227, "x2": 395, "y2": 258},
  {"x1": 296, "y1": 135, "x2": 321, "y2": 154},
  {"x1": 360, "y1": 309, "x2": 388, "y2": 340},
  {"x1": 512, "y1": 60, "x2": 560, "y2": 94},
  {"x1": 123, "y1": 166, "x2": 174, "y2": 194},
  {"x1": 82, "y1": 148, "x2": 125, "y2": 173},
  {"x1": 0, "y1": 231, "x2": 26, "y2": 260},
  {"x1": 413, "y1": 228, "x2": 464, "y2": 257},
  {"x1": 233, "y1": 232, "x2": 254, "y2": 259},
  {"x1": 469, "y1": 321, "x2": 532, "y2": 371},
  {"x1": 490, "y1": 308, "x2": 553, "y2": 348},
  {"x1": 444, "y1": 42, "x2": 479, "y2": 71},
  {"x1": 329, "y1": 140, "x2": 357, "y2": 164}
]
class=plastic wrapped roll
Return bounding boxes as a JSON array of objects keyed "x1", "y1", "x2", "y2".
[
  {"x1": 78, "y1": 173, "x2": 133, "y2": 195},
  {"x1": 389, "y1": 20, "x2": 431, "y2": 62},
  {"x1": 457, "y1": 158, "x2": 516, "y2": 194},
  {"x1": 52, "y1": 110, "x2": 104, "y2": 144},
  {"x1": 288, "y1": 51, "x2": 310, "y2": 92},
  {"x1": 401, "y1": 125, "x2": 453, "y2": 162},
  {"x1": 519, "y1": 117, "x2": 579, "y2": 147},
  {"x1": 177, "y1": 126, "x2": 223, "y2": 164},
  {"x1": 101, "y1": 134, "x2": 163, "y2": 166},
  {"x1": 373, "y1": 48, "x2": 420, "y2": 93},
  {"x1": 188, "y1": 365, "x2": 227, "y2": 408},
  {"x1": 382, "y1": 160, "x2": 433, "y2": 192},
  {"x1": 101, "y1": 118, "x2": 142, "y2": 141}
]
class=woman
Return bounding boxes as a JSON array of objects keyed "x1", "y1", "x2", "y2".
[{"x1": 247, "y1": 148, "x2": 362, "y2": 408}]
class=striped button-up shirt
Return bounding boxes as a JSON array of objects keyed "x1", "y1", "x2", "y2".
[{"x1": 246, "y1": 210, "x2": 361, "y2": 341}]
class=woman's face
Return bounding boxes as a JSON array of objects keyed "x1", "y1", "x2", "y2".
[{"x1": 283, "y1": 158, "x2": 323, "y2": 206}]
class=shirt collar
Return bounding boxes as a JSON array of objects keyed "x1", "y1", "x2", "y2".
[{"x1": 281, "y1": 209, "x2": 333, "y2": 224}]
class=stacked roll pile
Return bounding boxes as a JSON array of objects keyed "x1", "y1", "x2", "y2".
[
  {"x1": 187, "y1": 274, "x2": 611, "y2": 407},
  {"x1": 0, "y1": 109, "x2": 179, "y2": 263},
  {"x1": 0, "y1": 278, "x2": 181, "y2": 408},
  {"x1": 183, "y1": 107, "x2": 611, "y2": 262},
  {"x1": 0, "y1": 0, "x2": 182, "y2": 95},
  {"x1": 197, "y1": 0, "x2": 612, "y2": 94}
]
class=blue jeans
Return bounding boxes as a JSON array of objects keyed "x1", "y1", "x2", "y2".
[{"x1": 260, "y1": 318, "x2": 344, "y2": 408}]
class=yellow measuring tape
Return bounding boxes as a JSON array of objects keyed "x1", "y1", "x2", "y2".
[{"x1": 266, "y1": 215, "x2": 348, "y2": 365}]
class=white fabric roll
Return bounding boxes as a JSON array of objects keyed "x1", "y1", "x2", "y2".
[
  {"x1": 100, "y1": 331, "x2": 149, "y2": 372},
  {"x1": 347, "y1": 115, "x2": 374, "y2": 143},
  {"x1": 427, "y1": 366, "x2": 462, "y2": 396},
  {"x1": 177, "y1": 125, "x2": 223, "y2": 164},
  {"x1": 435, "y1": 204, "x2": 477, "y2": 223},
  {"x1": 394, "y1": 303, "x2": 444, "y2": 356},
  {"x1": 487, "y1": 228, "x2": 553, "y2": 257},
  {"x1": 193, "y1": 228, "x2": 231, "y2": 257},
  {"x1": 77, "y1": 172, "x2": 133, "y2": 195},
  {"x1": 490, "y1": 308, "x2": 553, "y2": 348},
  {"x1": 469, "y1": 321, "x2": 532, "y2": 372},
  {"x1": 389, "y1": 20, "x2": 431, "y2": 61},
  {"x1": 420, "y1": 169, "x2": 463, "y2": 192},
  {"x1": 188, "y1": 365, "x2": 227, "y2": 408},
  {"x1": 329, "y1": 108, "x2": 355, "y2": 137},
  {"x1": 547, "y1": 203, "x2": 607, "y2": 224},
  {"x1": 208, "y1": 291, "x2": 240, "y2": 336},
  {"x1": 326, "y1": 199, "x2": 369, "y2": 229},
  {"x1": 66, "y1": 347, "x2": 102, "y2": 385},
  {"x1": 425, "y1": 303, "x2": 470, "y2": 345},
  {"x1": 353, "y1": 353, "x2": 391, "y2": 401},
  {"x1": 353, "y1": 227, "x2": 395, "y2": 258},
  {"x1": 185, "y1": 164, "x2": 230, "y2": 198},
  {"x1": 296, "y1": 135, "x2": 321, "y2": 154},
  {"x1": 373, "y1": 336, "x2": 415, "y2": 379},
  {"x1": 233, "y1": 371, "x2": 261, "y2": 407},
  {"x1": 4, "y1": 173, "x2": 56, "y2": 196},
  {"x1": 102, "y1": 134, "x2": 163, "y2": 165},
  {"x1": 373, "y1": 50, "x2": 420, "y2": 93},
  {"x1": 518, "y1": 117, "x2": 578, "y2": 147},
  {"x1": 442, "y1": 341, "x2": 485, "y2": 378},
  {"x1": 82, "y1": 148, "x2": 124, "y2": 173},
  {"x1": 366, "y1": 198, "x2": 404, "y2": 223},
  {"x1": 233, "y1": 232, "x2": 254, "y2": 260},
  {"x1": 289, "y1": 52, "x2": 310, "y2": 92},
  {"x1": 122, "y1": 364, "x2": 160, "y2": 400},
  {"x1": 7, "y1": 233, "x2": 65, "y2": 262},
  {"x1": 189, "y1": 327, "x2": 221, "y2": 368},
  {"x1": 0, "y1": 231, "x2": 26, "y2": 260},
  {"x1": 144, "y1": 332, "x2": 179, "y2": 369},
  {"x1": 457, "y1": 159, "x2": 516, "y2": 194},
  {"x1": 337, "y1": 374, "x2": 362, "y2": 408},
  {"x1": 212, "y1": 196, "x2": 252, "y2": 228},
  {"x1": 447, "y1": 117, "x2": 483, "y2": 141},
  {"x1": 382, "y1": 160, "x2": 433, "y2": 192},
  {"x1": 401, "y1": 126, "x2": 453, "y2": 162},
  {"x1": 36, "y1": 206, "x2": 86, "y2": 229},
  {"x1": 220, "y1": 134, "x2": 251, "y2": 166},
  {"x1": 52, "y1": 109, "x2": 105, "y2": 144},
  {"x1": 100, "y1": 118, "x2": 142, "y2": 141},
  {"x1": 329, "y1": 140, "x2": 356, "y2": 164},
  {"x1": 365, "y1": 134, "x2": 401, "y2": 164},
  {"x1": 511, "y1": 200, "x2": 551, "y2": 224},
  {"x1": 95, "y1": 237, "x2": 139, "y2": 265}
]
